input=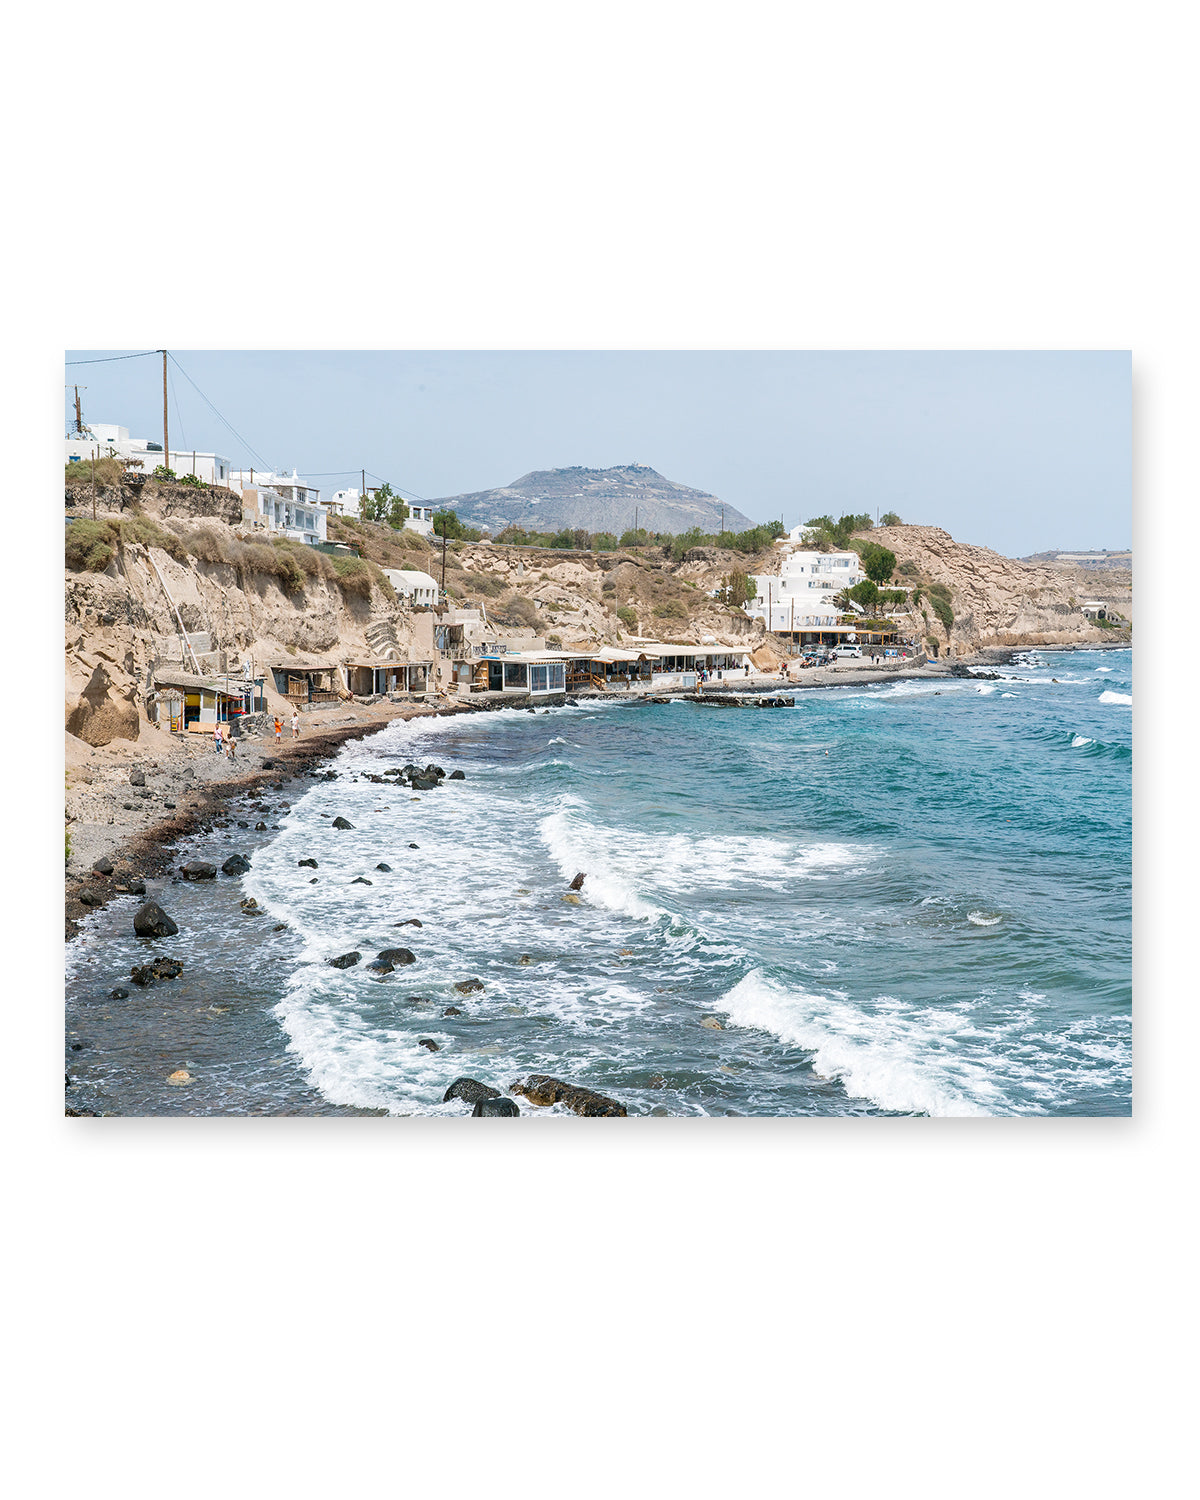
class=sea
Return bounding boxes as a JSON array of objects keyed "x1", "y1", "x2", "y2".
[{"x1": 65, "y1": 648, "x2": 1132, "y2": 1117}]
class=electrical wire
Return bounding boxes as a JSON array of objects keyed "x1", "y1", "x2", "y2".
[
  {"x1": 167, "y1": 353, "x2": 276, "y2": 473},
  {"x1": 168, "y1": 368, "x2": 187, "y2": 453},
  {"x1": 65, "y1": 350, "x2": 159, "y2": 366}
]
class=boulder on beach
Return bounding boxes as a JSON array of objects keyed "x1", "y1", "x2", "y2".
[
  {"x1": 376, "y1": 947, "x2": 416, "y2": 967},
  {"x1": 133, "y1": 901, "x2": 178, "y2": 938},
  {"x1": 410, "y1": 776, "x2": 439, "y2": 791},
  {"x1": 240, "y1": 897, "x2": 259, "y2": 913},
  {"x1": 418, "y1": 1038, "x2": 440, "y2": 1052},
  {"x1": 443, "y1": 1006, "x2": 463, "y2": 1017},
  {"x1": 350, "y1": 876, "x2": 373, "y2": 886},
  {"x1": 443, "y1": 1077, "x2": 500, "y2": 1105},
  {"x1": 473, "y1": 1097, "x2": 520, "y2": 1117},
  {"x1": 254, "y1": 821, "x2": 268, "y2": 832},
  {"x1": 180, "y1": 861, "x2": 217, "y2": 881},
  {"x1": 332, "y1": 816, "x2": 354, "y2": 830},
  {"x1": 376, "y1": 863, "x2": 392, "y2": 872},
  {"x1": 568, "y1": 872, "x2": 586, "y2": 891},
  {"x1": 298, "y1": 858, "x2": 318, "y2": 869},
  {"x1": 509, "y1": 1074, "x2": 627, "y2": 1117},
  {"x1": 130, "y1": 957, "x2": 184, "y2": 986},
  {"x1": 394, "y1": 918, "x2": 423, "y2": 928},
  {"x1": 110, "y1": 987, "x2": 130, "y2": 1000},
  {"x1": 113, "y1": 874, "x2": 146, "y2": 895},
  {"x1": 454, "y1": 978, "x2": 485, "y2": 994},
  {"x1": 166, "y1": 1069, "x2": 192, "y2": 1085},
  {"x1": 129, "y1": 769, "x2": 145, "y2": 787},
  {"x1": 700, "y1": 1016, "x2": 724, "y2": 1030},
  {"x1": 222, "y1": 854, "x2": 252, "y2": 876},
  {"x1": 448, "y1": 769, "x2": 465, "y2": 780},
  {"x1": 327, "y1": 951, "x2": 362, "y2": 969},
  {"x1": 78, "y1": 887, "x2": 103, "y2": 907},
  {"x1": 92, "y1": 857, "x2": 114, "y2": 876}
]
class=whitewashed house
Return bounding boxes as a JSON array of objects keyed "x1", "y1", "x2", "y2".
[
  {"x1": 66, "y1": 423, "x2": 233, "y2": 486},
  {"x1": 383, "y1": 568, "x2": 439, "y2": 606},
  {"x1": 746, "y1": 548, "x2": 866, "y2": 634},
  {"x1": 230, "y1": 469, "x2": 328, "y2": 546},
  {"x1": 330, "y1": 487, "x2": 436, "y2": 536}
]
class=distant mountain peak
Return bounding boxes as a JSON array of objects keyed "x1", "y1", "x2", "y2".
[{"x1": 433, "y1": 464, "x2": 752, "y2": 536}]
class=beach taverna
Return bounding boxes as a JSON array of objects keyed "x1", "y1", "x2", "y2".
[
  {"x1": 268, "y1": 660, "x2": 344, "y2": 707},
  {"x1": 149, "y1": 667, "x2": 267, "y2": 733},
  {"x1": 342, "y1": 658, "x2": 433, "y2": 696}
]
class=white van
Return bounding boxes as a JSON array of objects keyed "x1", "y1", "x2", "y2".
[{"x1": 833, "y1": 645, "x2": 862, "y2": 658}]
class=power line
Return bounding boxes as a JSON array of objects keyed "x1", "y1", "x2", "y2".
[
  {"x1": 167, "y1": 353, "x2": 275, "y2": 473},
  {"x1": 65, "y1": 351, "x2": 159, "y2": 366}
]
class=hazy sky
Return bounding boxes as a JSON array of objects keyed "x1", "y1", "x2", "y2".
[{"x1": 63, "y1": 350, "x2": 1130, "y2": 557}]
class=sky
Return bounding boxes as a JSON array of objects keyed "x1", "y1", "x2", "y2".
[{"x1": 62, "y1": 350, "x2": 1130, "y2": 557}]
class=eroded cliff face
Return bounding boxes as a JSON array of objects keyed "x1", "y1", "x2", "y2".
[
  {"x1": 65, "y1": 516, "x2": 415, "y2": 746},
  {"x1": 859, "y1": 526, "x2": 1132, "y2": 652}
]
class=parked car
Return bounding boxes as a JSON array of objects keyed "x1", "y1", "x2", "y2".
[{"x1": 833, "y1": 645, "x2": 862, "y2": 659}]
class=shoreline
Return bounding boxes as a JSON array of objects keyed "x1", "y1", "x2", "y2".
[{"x1": 66, "y1": 638, "x2": 1131, "y2": 936}]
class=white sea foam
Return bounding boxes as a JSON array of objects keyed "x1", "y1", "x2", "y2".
[
  {"x1": 967, "y1": 912, "x2": 1002, "y2": 926},
  {"x1": 976, "y1": 684, "x2": 997, "y2": 695},
  {"x1": 1000, "y1": 692, "x2": 1017, "y2": 698},
  {"x1": 716, "y1": 970, "x2": 1001, "y2": 1116},
  {"x1": 1098, "y1": 690, "x2": 1133, "y2": 705},
  {"x1": 1071, "y1": 735, "x2": 1094, "y2": 748},
  {"x1": 1095, "y1": 666, "x2": 1113, "y2": 673}
]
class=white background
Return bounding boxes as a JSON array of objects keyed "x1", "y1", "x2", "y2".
[{"x1": 3, "y1": 2, "x2": 1192, "y2": 1495}]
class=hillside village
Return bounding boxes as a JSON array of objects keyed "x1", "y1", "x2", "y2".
[{"x1": 65, "y1": 425, "x2": 1131, "y2": 764}]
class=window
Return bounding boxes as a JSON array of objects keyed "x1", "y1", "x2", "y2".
[
  {"x1": 529, "y1": 665, "x2": 549, "y2": 692},
  {"x1": 503, "y1": 662, "x2": 527, "y2": 688}
]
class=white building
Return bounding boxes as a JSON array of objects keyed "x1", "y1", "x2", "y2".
[
  {"x1": 65, "y1": 423, "x2": 233, "y2": 486},
  {"x1": 230, "y1": 469, "x2": 327, "y2": 546},
  {"x1": 383, "y1": 568, "x2": 439, "y2": 606},
  {"x1": 746, "y1": 549, "x2": 866, "y2": 633}
]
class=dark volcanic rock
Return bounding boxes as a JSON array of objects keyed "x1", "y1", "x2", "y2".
[
  {"x1": 473, "y1": 1097, "x2": 520, "y2": 1116},
  {"x1": 376, "y1": 947, "x2": 416, "y2": 966},
  {"x1": 254, "y1": 821, "x2": 268, "y2": 832},
  {"x1": 448, "y1": 769, "x2": 465, "y2": 780},
  {"x1": 443, "y1": 1077, "x2": 500, "y2": 1105},
  {"x1": 298, "y1": 858, "x2": 318, "y2": 869},
  {"x1": 222, "y1": 854, "x2": 252, "y2": 875},
  {"x1": 130, "y1": 956, "x2": 184, "y2": 986},
  {"x1": 409, "y1": 776, "x2": 439, "y2": 791},
  {"x1": 180, "y1": 861, "x2": 217, "y2": 881},
  {"x1": 78, "y1": 887, "x2": 103, "y2": 907},
  {"x1": 261, "y1": 757, "x2": 284, "y2": 769},
  {"x1": 443, "y1": 1006, "x2": 463, "y2": 1017},
  {"x1": 110, "y1": 987, "x2": 129, "y2": 1000},
  {"x1": 509, "y1": 1074, "x2": 627, "y2": 1117},
  {"x1": 418, "y1": 1038, "x2": 440, "y2": 1051},
  {"x1": 408, "y1": 843, "x2": 420, "y2": 850},
  {"x1": 92, "y1": 857, "x2": 114, "y2": 876},
  {"x1": 327, "y1": 951, "x2": 362, "y2": 969},
  {"x1": 394, "y1": 918, "x2": 423, "y2": 928},
  {"x1": 454, "y1": 978, "x2": 484, "y2": 994},
  {"x1": 129, "y1": 769, "x2": 145, "y2": 786},
  {"x1": 568, "y1": 871, "x2": 586, "y2": 891},
  {"x1": 133, "y1": 901, "x2": 178, "y2": 938},
  {"x1": 350, "y1": 876, "x2": 373, "y2": 886},
  {"x1": 425, "y1": 764, "x2": 445, "y2": 778},
  {"x1": 237, "y1": 821, "x2": 249, "y2": 829},
  {"x1": 376, "y1": 863, "x2": 392, "y2": 872},
  {"x1": 332, "y1": 816, "x2": 354, "y2": 830}
]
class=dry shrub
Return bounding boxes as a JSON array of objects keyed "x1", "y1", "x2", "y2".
[
  {"x1": 331, "y1": 555, "x2": 373, "y2": 598},
  {"x1": 64, "y1": 457, "x2": 128, "y2": 490},
  {"x1": 65, "y1": 518, "x2": 119, "y2": 572},
  {"x1": 117, "y1": 514, "x2": 187, "y2": 560},
  {"x1": 186, "y1": 527, "x2": 229, "y2": 564},
  {"x1": 495, "y1": 593, "x2": 541, "y2": 629}
]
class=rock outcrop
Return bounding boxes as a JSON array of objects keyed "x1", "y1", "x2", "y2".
[{"x1": 509, "y1": 1074, "x2": 627, "y2": 1117}]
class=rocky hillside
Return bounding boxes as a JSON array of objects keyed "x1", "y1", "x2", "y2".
[
  {"x1": 859, "y1": 525, "x2": 1132, "y2": 652},
  {"x1": 432, "y1": 464, "x2": 754, "y2": 537}
]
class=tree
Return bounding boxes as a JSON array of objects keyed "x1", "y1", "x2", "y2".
[
  {"x1": 359, "y1": 489, "x2": 380, "y2": 523},
  {"x1": 432, "y1": 508, "x2": 468, "y2": 540},
  {"x1": 717, "y1": 571, "x2": 756, "y2": 607},
  {"x1": 373, "y1": 482, "x2": 409, "y2": 530},
  {"x1": 619, "y1": 527, "x2": 649, "y2": 547},
  {"x1": 848, "y1": 579, "x2": 880, "y2": 608},
  {"x1": 880, "y1": 511, "x2": 902, "y2": 526},
  {"x1": 858, "y1": 541, "x2": 896, "y2": 585}
]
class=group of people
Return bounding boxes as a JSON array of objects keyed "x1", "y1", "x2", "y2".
[{"x1": 273, "y1": 710, "x2": 300, "y2": 743}]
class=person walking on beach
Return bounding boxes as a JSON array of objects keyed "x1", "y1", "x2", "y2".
[
  {"x1": 225, "y1": 727, "x2": 236, "y2": 760},
  {"x1": 274, "y1": 716, "x2": 282, "y2": 744},
  {"x1": 291, "y1": 708, "x2": 299, "y2": 739},
  {"x1": 213, "y1": 721, "x2": 222, "y2": 755}
]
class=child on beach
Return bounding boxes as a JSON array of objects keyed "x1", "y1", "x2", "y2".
[
  {"x1": 226, "y1": 729, "x2": 236, "y2": 760},
  {"x1": 274, "y1": 716, "x2": 282, "y2": 743},
  {"x1": 291, "y1": 709, "x2": 299, "y2": 738},
  {"x1": 213, "y1": 722, "x2": 222, "y2": 754}
]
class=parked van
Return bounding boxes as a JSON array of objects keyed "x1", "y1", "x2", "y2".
[{"x1": 833, "y1": 645, "x2": 862, "y2": 658}]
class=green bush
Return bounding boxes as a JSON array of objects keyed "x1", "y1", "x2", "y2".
[
  {"x1": 617, "y1": 606, "x2": 638, "y2": 630},
  {"x1": 496, "y1": 594, "x2": 541, "y2": 629},
  {"x1": 880, "y1": 511, "x2": 902, "y2": 526},
  {"x1": 619, "y1": 528, "x2": 649, "y2": 547},
  {"x1": 64, "y1": 456, "x2": 128, "y2": 489},
  {"x1": 178, "y1": 472, "x2": 205, "y2": 488},
  {"x1": 65, "y1": 518, "x2": 119, "y2": 572},
  {"x1": 716, "y1": 571, "x2": 756, "y2": 607},
  {"x1": 848, "y1": 580, "x2": 880, "y2": 608},
  {"x1": 151, "y1": 464, "x2": 177, "y2": 481},
  {"x1": 897, "y1": 561, "x2": 919, "y2": 577},
  {"x1": 930, "y1": 594, "x2": 953, "y2": 631},
  {"x1": 117, "y1": 513, "x2": 187, "y2": 560},
  {"x1": 66, "y1": 825, "x2": 71, "y2": 866},
  {"x1": 593, "y1": 532, "x2": 619, "y2": 551},
  {"x1": 652, "y1": 599, "x2": 687, "y2": 620},
  {"x1": 858, "y1": 542, "x2": 896, "y2": 584}
]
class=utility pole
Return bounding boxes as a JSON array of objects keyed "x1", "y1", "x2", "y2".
[
  {"x1": 91, "y1": 447, "x2": 96, "y2": 521},
  {"x1": 721, "y1": 505, "x2": 724, "y2": 537},
  {"x1": 439, "y1": 519, "x2": 448, "y2": 595},
  {"x1": 160, "y1": 350, "x2": 169, "y2": 472},
  {"x1": 73, "y1": 386, "x2": 84, "y2": 434}
]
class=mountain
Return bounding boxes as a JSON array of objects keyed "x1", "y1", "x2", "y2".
[{"x1": 431, "y1": 464, "x2": 755, "y2": 537}]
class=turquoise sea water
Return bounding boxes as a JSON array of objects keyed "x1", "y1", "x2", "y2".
[{"x1": 66, "y1": 649, "x2": 1132, "y2": 1117}]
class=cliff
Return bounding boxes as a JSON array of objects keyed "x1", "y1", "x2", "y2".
[{"x1": 857, "y1": 525, "x2": 1132, "y2": 652}]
